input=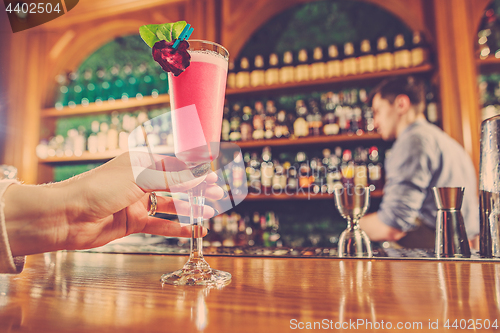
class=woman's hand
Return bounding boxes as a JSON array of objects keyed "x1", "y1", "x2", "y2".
[{"x1": 4, "y1": 152, "x2": 224, "y2": 256}]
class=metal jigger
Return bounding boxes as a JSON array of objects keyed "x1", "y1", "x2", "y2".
[
  {"x1": 432, "y1": 187, "x2": 471, "y2": 258},
  {"x1": 334, "y1": 186, "x2": 372, "y2": 258}
]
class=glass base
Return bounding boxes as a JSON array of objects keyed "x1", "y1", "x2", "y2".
[
  {"x1": 338, "y1": 227, "x2": 373, "y2": 258},
  {"x1": 161, "y1": 258, "x2": 231, "y2": 286}
]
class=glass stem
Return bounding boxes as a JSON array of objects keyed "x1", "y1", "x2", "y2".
[{"x1": 188, "y1": 181, "x2": 207, "y2": 261}]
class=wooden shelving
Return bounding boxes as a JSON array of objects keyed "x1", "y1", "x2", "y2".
[
  {"x1": 477, "y1": 56, "x2": 500, "y2": 73},
  {"x1": 226, "y1": 64, "x2": 433, "y2": 97},
  {"x1": 38, "y1": 145, "x2": 174, "y2": 164},
  {"x1": 232, "y1": 133, "x2": 383, "y2": 149},
  {"x1": 41, "y1": 94, "x2": 170, "y2": 118},
  {"x1": 242, "y1": 189, "x2": 383, "y2": 201}
]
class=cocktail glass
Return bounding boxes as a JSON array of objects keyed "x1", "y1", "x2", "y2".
[
  {"x1": 334, "y1": 186, "x2": 372, "y2": 257},
  {"x1": 160, "y1": 40, "x2": 231, "y2": 286}
]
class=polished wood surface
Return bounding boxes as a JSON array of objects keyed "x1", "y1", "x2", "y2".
[{"x1": 1, "y1": 252, "x2": 500, "y2": 332}]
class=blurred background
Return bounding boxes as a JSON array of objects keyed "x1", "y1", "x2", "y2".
[{"x1": 0, "y1": 0, "x2": 495, "y2": 252}]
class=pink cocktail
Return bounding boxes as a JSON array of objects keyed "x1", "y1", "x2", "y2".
[
  {"x1": 169, "y1": 43, "x2": 228, "y2": 165},
  {"x1": 162, "y1": 40, "x2": 231, "y2": 286}
]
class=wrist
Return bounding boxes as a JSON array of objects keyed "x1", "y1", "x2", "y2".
[{"x1": 3, "y1": 183, "x2": 70, "y2": 256}]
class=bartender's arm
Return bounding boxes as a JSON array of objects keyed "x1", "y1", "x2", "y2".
[{"x1": 359, "y1": 212, "x2": 406, "y2": 242}]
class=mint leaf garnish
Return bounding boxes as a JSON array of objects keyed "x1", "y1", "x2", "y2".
[
  {"x1": 139, "y1": 21, "x2": 188, "y2": 48},
  {"x1": 172, "y1": 21, "x2": 187, "y2": 40},
  {"x1": 139, "y1": 24, "x2": 160, "y2": 48},
  {"x1": 156, "y1": 23, "x2": 173, "y2": 42}
]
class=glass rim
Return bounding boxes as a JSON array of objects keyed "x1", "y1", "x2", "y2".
[{"x1": 187, "y1": 39, "x2": 229, "y2": 59}]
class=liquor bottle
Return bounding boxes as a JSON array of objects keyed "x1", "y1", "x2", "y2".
[
  {"x1": 393, "y1": 34, "x2": 411, "y2": 69},
  {"x1": 358, "y1": 89, "x2": 374, "y2": 133},
  {"x1": 359, "y1": 39, "x2": 376, "y2": 73},
  {"x1": 263, "y1": 212, "x2": 280, "y2": 247},
  {"x1": 272, "y1": 161, "x2": 284, "y2": 192},
  {"x1": 134, "y1": 63, "x2": 148, "y2": 99},
  {"x1": 326, "y1": 44, "x2": 342, "y2": 77},
  {"x1": 279, "y1": 51, "x2": 294, "y2": 84},
  {"x1": 223, "y1": 213, "x2": 239, "y2": 247},
  {"x1": 229, "y1": 103, "x2": 242, "y2": 141},
  {"x1": 236, "y1": 57, "x2": 251, "y2": 89},
  {"x1": 248, "y1": 152, "x2": 262, "y2": 194},
  {"x1": 322, "y1": 92, "x2": 340, "y2": 136},
  {"x1": 221, "y1": 103, "x2": 231, "y2": 141},
  {"x1": 294, "y1": 49, "x2": 310, "y2": 82},
  {"x1": 107, "y1": 112, "x2": 119, "y2": 151},
  {"x1": 260, "y1": 146, "x2": 274, "y2": 195},
  {"x1": 250, "y1": 55, "x2": 266, "y2": 87},
  {"x1": 94, "y1": 68, "x2": 106, "y2": 103},
  {"x1": 411, "y1": 31, "x2": 429, "y2": 67},
  {"x1": 54, "y1": 73, "x2": 69, "y2": 109},
  {"x1": 81, "y1": 69, "x2": 95, "y2": 105},
  {"x1": 240, "y1": 105, "x2": 254, "y2": 141},
  {"x1": 264, "y1": 100, "x2": 277, "y2": 139},
  {"x1": 235, "y1": 217, "x2": 250, "y2": 247},
  {"x1": 376, "y1": 36, "x2": 394, "y2": 71},
  {"x1": 87, "y1": 120, "x2": 99, "y2": 154},
  {"x1": 252, "y1": 212, "x2": 264, "y2": 246},
  {"x1": 231, "y1": 151, "x2": 246, "y2": 196},
  {"x1": 97, "y1": 122, "x2": 109, "y2": 153},
  {"x1": 265, "y1": 53, "x2": 280, "y2": 86},
  {"x1": 210, "y1": 216, "x2": 224, "y2": 247},
  {"x1": 353, "y1": 147, "x2": 368, "y2": 187},
  {"x1": 337, "y1": 92, "x2": 351, "y2": 134},
  {"x1": 118, "y1": 115, "x2": 129, "y2": 151},
  {"x1": 298, "y1": 155, "x2": 313, "y2": 190},
  {"x1": 310, "y1": 46, "x2": 326, "y2": 80},
  {"x1": 368, "y1": 146, "x2": 383, "y2": 191},
  {"x1": 158, "y1": 70, "x2": 169, "y2": 95},
  {"x1": 310, "y1": 157, "x2": 326, "y2": 194},
  {"x1": 108, "y1": 65, "x2": 121, "y2": 102},
  {"x1": 350, "y1": 89, "x2": 364, "y2": 136},
  {"x1": 293, "y1": 100, "x2": 309, "y2": 138},
  {"x1": 425, "y1": 89, "x2": 439, "y2": 125},
  {"x1": 341, "y1": 149, "x2": 355, "y2": 188},
  {"x1": 66, "y1": 71, "x2": 78, "y2": 108},
  {"x1": 139, "y1": 68, "x2": 154, "y2": 98},
  {"x1": 325, "y1": 148, "x2": 342, "y2": 193},
  {"x1": 274, "y1": 109, "x2": 291, "y2": 139},
  {"x1": 121, "y1": 65, "x2": 132, "y2": 100},
  {"x1": 227, "y1": 60, "x2": 237, "y2": 89},
  {"x1": 307, "y1": 99, "x2": 323, "y2": 136},
  {"x1": 252, "y1": 101, "x2": 266, "y2": 140},
  {"x1": 342, "y1": 42, "x2": 358, "y2": 76}
]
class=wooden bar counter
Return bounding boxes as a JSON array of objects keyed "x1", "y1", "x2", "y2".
[{"x1": 1, "y1": 252, "x2": 500, "y2": 332}]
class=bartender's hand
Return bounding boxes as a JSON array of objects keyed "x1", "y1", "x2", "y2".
[{"x1": 3, "y1": 152, "x2": 224, "y2": 256}]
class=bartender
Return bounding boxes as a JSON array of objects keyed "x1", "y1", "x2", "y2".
[{"x1": 359, "y1": 76, "x2": 479, "y2": 248}]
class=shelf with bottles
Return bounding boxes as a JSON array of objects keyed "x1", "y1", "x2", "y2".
[
  {"x1": 234, "y1": 133, "x2": 383, "y2": 149},
  {"x1": 37, "y1": 107, "x2": 174, "y2": 165},
  {"x1": 41, "y1": 94, "x2": 170, "y2": 118},
  {"x1": 202, "y1": 210, "x2": 345, "y2": 249},
  {"x1": 226, "y1": 64, "x2": 433, "y2": 97},
  {"x1": 242, "y1": 189, "x2": 383, "y2": 201},
  {"x1": 227, "y1": 31, "x2": 432, "y2": 97},
  {"x1": 49, "y1": 60, "x2": 169, "y2": 110},
  {"x1": 223, "y1": 86, "x2": 384, "y2": 149},
  {"x1": 38, "y1": 146, "x2": 175, "y2": 164},
  {"x1": 220, "y1": 144, "x2": 386, "y2": 204}
]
